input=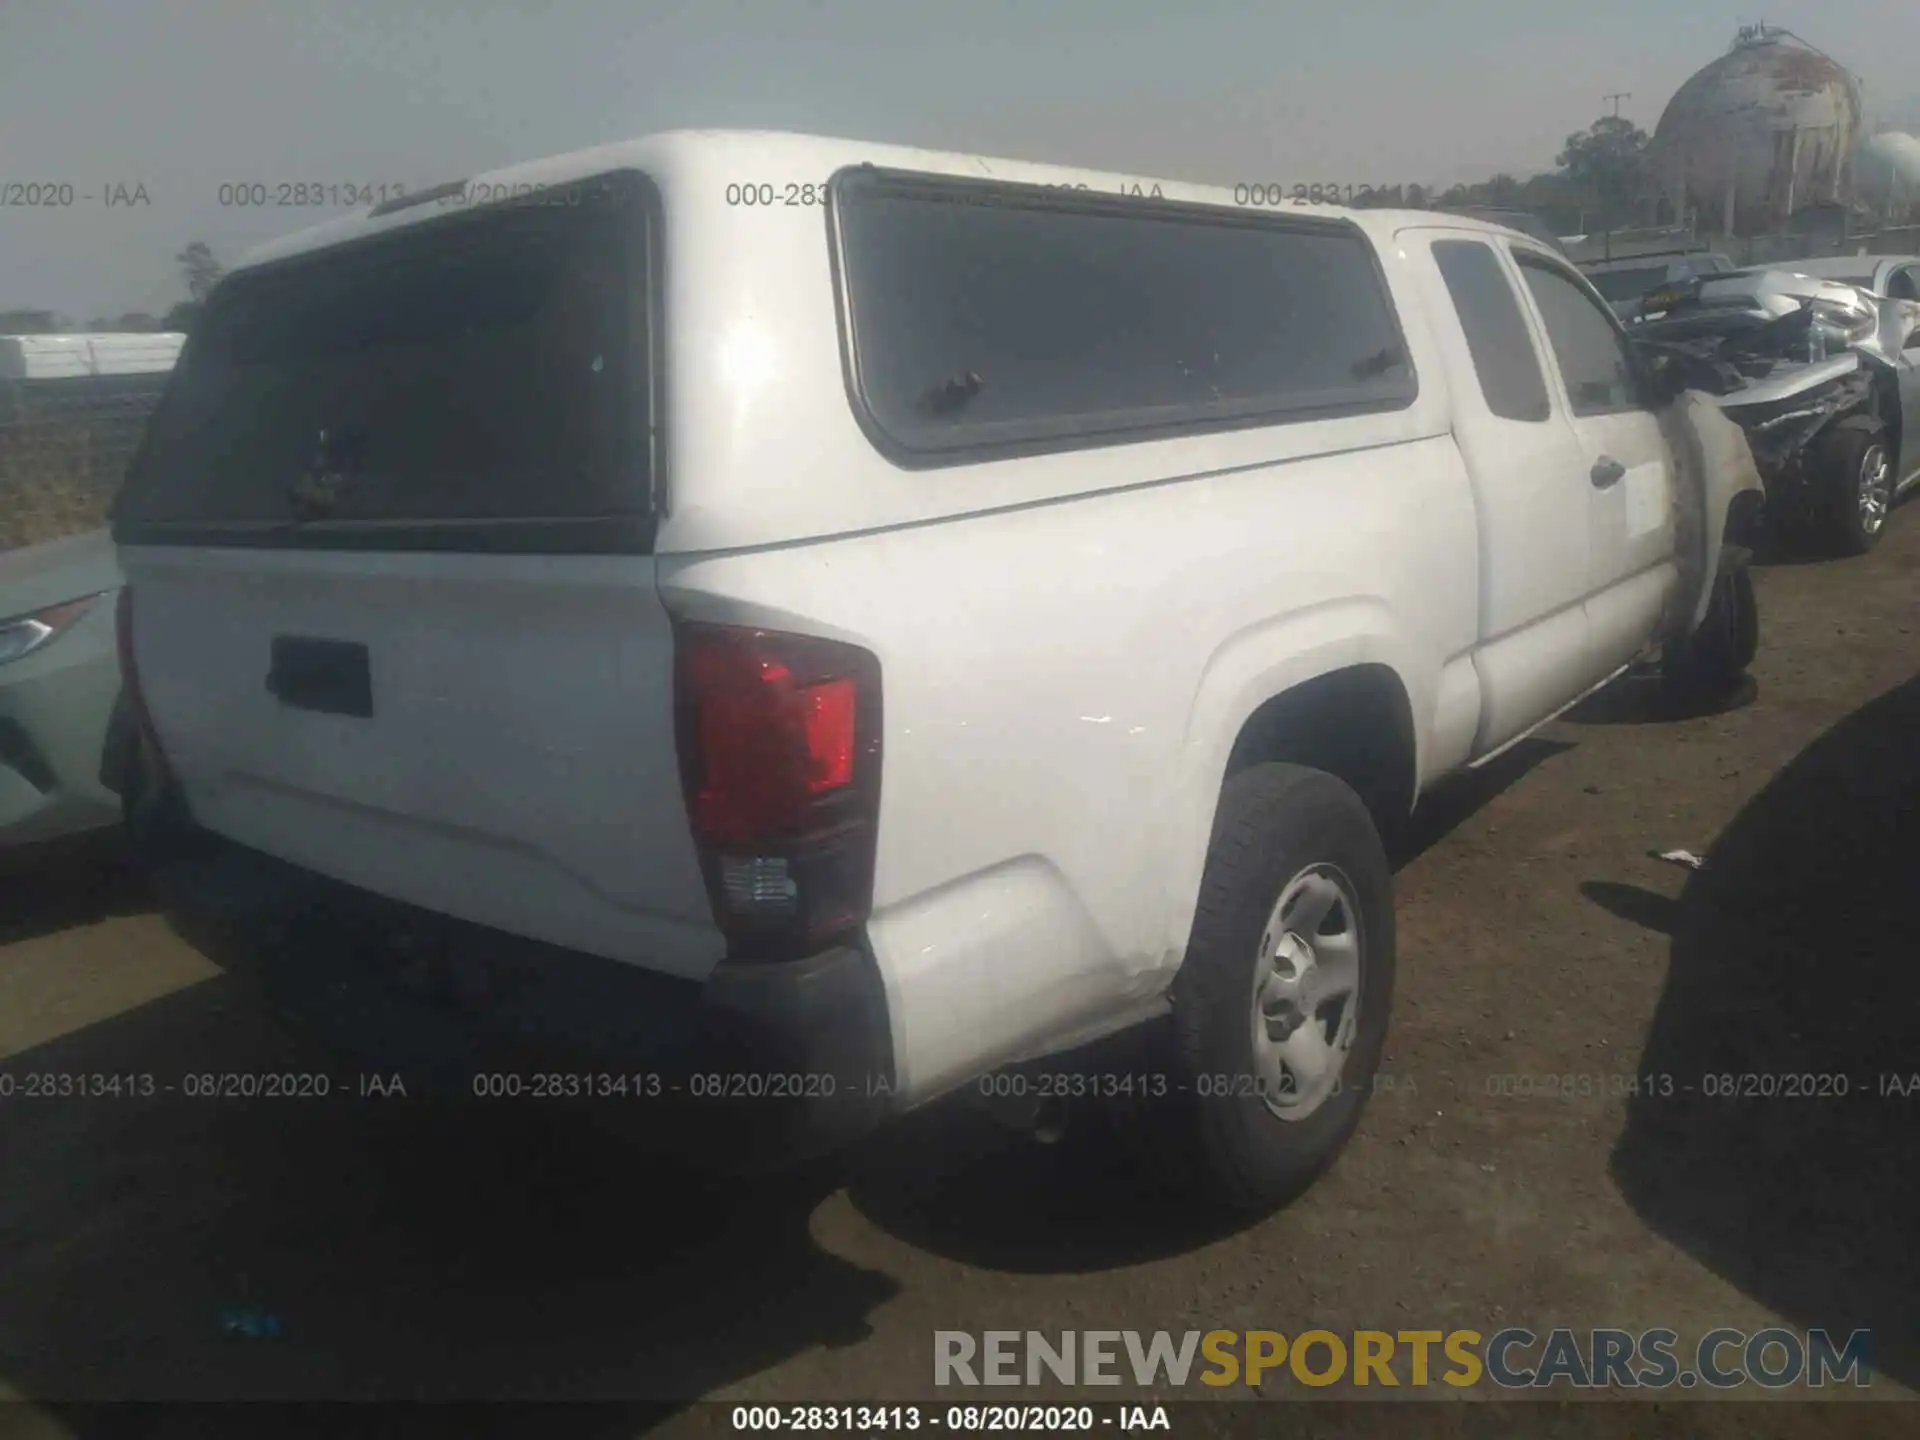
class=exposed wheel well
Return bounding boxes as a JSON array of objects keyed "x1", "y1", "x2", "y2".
[
  {"x1": 1725, "y1": 487, "x2": 1767, "y2": 549},
  {"x1": 1223, "y1": 665, "x2": 1417, "y2": 842}
]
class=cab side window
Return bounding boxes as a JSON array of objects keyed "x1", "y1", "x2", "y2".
[
  {"x1": 1432, "y1": 239, "x2": 1550, "y2": 422},
  {"x1": 1516, "y1": 255, "x2": 1648, "y2": 416},
  {"x1": 1887, "y1": 266, "x2": 1919, "y2": 302}
]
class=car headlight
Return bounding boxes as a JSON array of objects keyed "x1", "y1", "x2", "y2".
[{"x1": 0, "y1": 592, "x2": 107, "y2": 668}]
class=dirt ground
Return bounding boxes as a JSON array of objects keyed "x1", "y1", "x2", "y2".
[{"x1": 2, "y1": 513, "x2": 1918, "y2": 1437}]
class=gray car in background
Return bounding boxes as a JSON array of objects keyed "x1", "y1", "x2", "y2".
[
  {"x1": 1761, "y1": 253, "x2": 1920, "y2": 301},
  {"x1": 0, "y1": 528, "x2": 124, "y2": 847},
  {"x1": 1, "y1": 329, "x2": 182, "y2": 850}
]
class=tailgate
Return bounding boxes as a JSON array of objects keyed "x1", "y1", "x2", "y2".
[
  {"x1": 119, "y1": 547, "x2": 720, "y2": 978},
  {"x1": 112, "y1": 174, "x2": 725, "y2": 979}
]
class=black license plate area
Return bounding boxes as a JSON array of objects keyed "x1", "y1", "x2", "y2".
[{"x1": 266, "y1": 636, "x2": 373, "y2": 718}]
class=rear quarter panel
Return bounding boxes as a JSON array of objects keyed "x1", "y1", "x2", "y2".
[
  {"x1": 659, "y1": 188, "x2": 1483, "y2": 1103},
  {"x1": 664, "y1": 439, "x2": 1479, "y2": 1105}
]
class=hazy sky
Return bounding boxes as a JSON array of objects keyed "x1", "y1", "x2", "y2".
[{"x1": 2, "y1": 0, "x2": 1917, "y2": 318}]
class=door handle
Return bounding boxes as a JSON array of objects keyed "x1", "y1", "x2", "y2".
[
  {"x1": 266, "y1": 636, "x2": 374, "y2": 718},
  {"x1": 1590, "y1": 456, "x2": 1626, "y2": 488}
]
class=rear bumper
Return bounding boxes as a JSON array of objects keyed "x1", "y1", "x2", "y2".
[{"x1": 149, "y1": 830, "x2": 898, "y2": 1169}]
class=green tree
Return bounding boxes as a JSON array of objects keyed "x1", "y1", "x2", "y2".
[
  {"x1": 175, "y1": 240, "x2": 223, "y2": 303},
  {"x1": 164, "y1": 240, "x2": 225, "y2": 333},
  {"x1": 1480, "y1": 173, "x2": 1525, "y2": 207},
  {"x1": 1557, "y1": 115, "x2": 1651, "y2": 227}
]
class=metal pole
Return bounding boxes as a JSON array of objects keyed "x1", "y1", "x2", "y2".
[{"x1": 1784, "y1": 126, "x2": 1802, "y2": 220}]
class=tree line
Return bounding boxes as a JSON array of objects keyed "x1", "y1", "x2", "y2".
[
  {"x1": 1352, "y1": 115, "x2": 1654, "y2": 233},
  {"x1": 0, "y1": 241, "x2": 223, "y2": 336}
]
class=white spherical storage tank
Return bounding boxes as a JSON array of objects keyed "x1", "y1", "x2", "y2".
[
  {"x1": 1652, "y1": 27, "x2": 1862, "y2": 233},
  {"x1": 1854, "y1": 130, "x2": 1920, "y2": 211}
]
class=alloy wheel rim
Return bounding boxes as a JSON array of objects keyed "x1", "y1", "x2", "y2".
[{"x1": 1859, "y1": 444, "x2": 1891, "y2": 532}]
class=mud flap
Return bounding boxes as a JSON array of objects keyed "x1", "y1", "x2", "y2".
[
  {"x1": 97, "y1": 692, "x2": 135, "y2": 797},
  {"x1": 1654, "y1": 391, "x2": 1768, "y2": 642}
]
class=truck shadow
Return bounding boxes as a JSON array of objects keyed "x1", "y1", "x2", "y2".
[
  {"x1": 846, "y1": 1088, "x2": 1248, "y2": 1274},
  {"x1": 0, "y1": 831, "x2": 151, "y2": 948},
  {"x1": 1603, "y1": 672, "x2": 1920, "y2": 1389},
  {"x1": 0, "y1": 937, "x2": 897, "y2": 1418},
  {"x1": 1564, "y1": 669, "x2": 1759, "y2": 726},
  {"x1": 1390, "y1": 735, "x2": 1573, "y2": 868},
  {"x1": 0, "y1": 728, "x2": 1623, "y2": 1418}
]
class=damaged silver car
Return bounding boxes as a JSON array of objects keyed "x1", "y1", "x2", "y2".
[
  {"x1": 1584, "y1": 251, "x2": 1736, "y2": 324},
  {"x1": 1633, "y1": 265, "x2": 1920, "y2": 554}
]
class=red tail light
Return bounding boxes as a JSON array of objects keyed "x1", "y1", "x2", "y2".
[
  {"x1": 674, "y1": 622, "x2": 882, "y2": 957},
  {"x1": 115, "y1": 587, "x2": 172, "y2": 785}
]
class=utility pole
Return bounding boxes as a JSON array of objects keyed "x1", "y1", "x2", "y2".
[{"x1": 1604, "y1": 91, "x2": 1632, "y2": 118}]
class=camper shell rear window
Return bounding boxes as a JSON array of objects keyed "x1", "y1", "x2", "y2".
[{"x1": 115, "y1": 170, "x2": 660, "y2": 553}]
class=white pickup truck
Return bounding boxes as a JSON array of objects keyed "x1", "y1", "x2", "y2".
[{"x1": 109, "y1": 130, "x2": 1764, "y2": 1213}]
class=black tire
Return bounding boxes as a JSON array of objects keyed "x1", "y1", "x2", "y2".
[
  {"x1": 1137, "y1": 763, "x2": 1396, "y2": 1214},
  {"x1": 1816, "y1": 414, "x2": 1894, "y2": 556},
  {"x1": 1763, "y1": 499, "x2": 1823, "y2": 560},
  {"x1": 1660, "y1": 563, "x2": 1758, "y2": 712}
]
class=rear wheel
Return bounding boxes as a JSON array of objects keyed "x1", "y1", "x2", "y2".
[
  {"x1": 1818, "y1": 414, "x2": 1894, "y2": 556},
  {"x1": 1128, "y1": 763, "x2": 1396, "y2": 1214}
]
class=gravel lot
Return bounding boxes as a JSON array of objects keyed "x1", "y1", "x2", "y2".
[{"x1": 2, "y1": 516, "x2": 1918, "y2": 1435}]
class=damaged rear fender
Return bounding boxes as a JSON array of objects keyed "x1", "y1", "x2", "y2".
[{"x1": 1655, "y1": 391, "x2": 1768, "y2": 640}]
